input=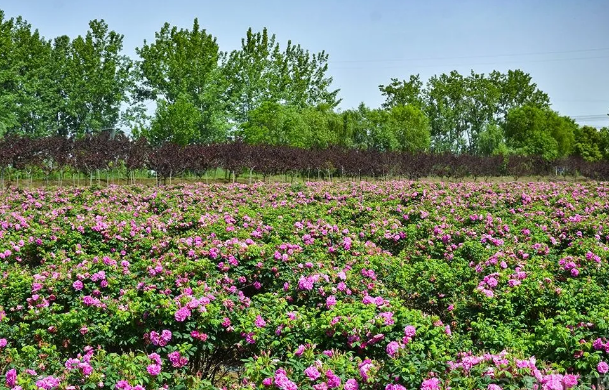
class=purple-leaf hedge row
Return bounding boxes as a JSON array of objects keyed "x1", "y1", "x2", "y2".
[{"x1": 2, "y1": 134, "x2": 609, "y2": 183}]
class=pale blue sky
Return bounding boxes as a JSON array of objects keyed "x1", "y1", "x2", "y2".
[{"x1": 2, "y1": 0, "x2": 608, "y2": 127}]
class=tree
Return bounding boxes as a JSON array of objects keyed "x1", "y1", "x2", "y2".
[
  {"x1": 64, "y1": 20, "x2": 131, "y2": 138},
  {"x1": 364, "y1": 107, "x2": 397, "y2": 152},
  {"x1": 135, "y1": 19, "x2": 228, "y2": 144},
  {"x1": 340, "y1": 104, "x2": 370, "y2": 150},
  {"x1": 378, "y1": 69, "x2": 551, "y2": 155},
  {"x1": 143, "y1": 95, "x2": 204, "y2": 146},
  {"x1": 300, "y1": 105, "x2": 343, "y2": 149},
  {"x1": 494, "y1": 69, "x2": 550, "y2": 120},
  {"x1": 240, "y1": 101, "x2": 309, "y2": 148},
  {"x1": 379, "y1": 75, "x2": 425, "y2": 109},
  {"x1": 223, "y1": 27, "x2": 340, "y2": 126},
  {"x1": 573, "y1": 125, "x2": 603, "y2": 161},
  {"x1": 0, "y1": 14, "x2": 130, "y2": 139},
  {"x1": 599, "y1": 127, "x2": 609, "y2": 160},
  {"x1": 386, "y1": 105, "x2": 431, "y2": 152},
  {"x1": 477, "y1": 122, "x2": 506, "y2": 156},
  {"x1": 425, "y1": 71, "x2": 469, "y2": 153},
  {"x1": 504, "y1": 105, "x2": 575, "y2": 160},
  {"x1": 0, "y1": 13, "x2": 54, "y2": 137}
]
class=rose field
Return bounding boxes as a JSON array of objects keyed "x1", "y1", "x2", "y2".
[{"x1": 1, "y1": 181, "x2": 609, "y2": 390}]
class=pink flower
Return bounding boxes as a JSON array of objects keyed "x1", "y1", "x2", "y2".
[
  {"x1": 421, "y1": 378, "x2": 440, "y2": 390},
  {"x1": 161, "y1": 329, "x2": 172, "y2": 342},
  {"x1": 386, "y1": 341, "x2": 401, "y2": 357},
  {"x1": 593, "y1": 338, "x2": 604, "y2": 350},
  {"x1": 147, "y1": 353, "x2": 162, "y2": 365},
  {"x1": 174, "y1": 306, "x2": 191, "y2": 322},
  {"x1": 0, "y1": 338, "x2": 7, "y2": 348},
  {"x1": 563, "y1": 374, "x2": 578, "y2": 388},
  {"x1": 65, "y1": 358, "x2": 80, "y2": 370},
  {"x1": 275, "y1": 369, "x2": 297, "y2": 390},
  {"x1": 72, "y1": 281, "x2": 84, "y2": 290},
  {"x1": 305, "y1": 365, "x2": 321, "y2": 381},
  {"x1": 598, "y1": 361, "x2": 609, "y2": 374},
  {"x1": 541, "y1": 374, "x2": 563, "y2": 390},
  {"x1": 570, "y1": 268, "x2": 579, "y2": 277},
  {"x1": 385, "y1": 384, "x2": 407, "y2": 390},
  {"x1": 147, "y1": 364, "x2": 161, "y2": 376},
  {"x1": 487, "y1": 384, "x2": 502, "y2": 390},
  {"x1": 298, "y1": 276, "x2": 314, "y2": 290},
  {"x1": 6, "y1": 368, "x2": 16, "y2": 387},
  {"x1": 79, "y1": 362, "x2": 93, "y2": 376},
  {"x1": 326, "y1": 370, "x2": 341, "y2": 388},
  {"x1": 168, "y1": 351, "x2": 188, "y2": 368},
  {"x1": 115, "y1": 380, "x2": 131, "y2": 390},
  {"x1": 35, "y1": 376, "x2": 61, "y2": 390},
  {"x1": 344, "y1": 379, "x2": 358, "y2": 390},
  {"x1": 255, "y1": 315, "x2": 267, "y2": 328},
  {"x1": 404, "y1": 325, "x2": 416, "y2": 337},
  {"x1": 359, "y1": 359, "x2": 374, "y2": 382},
  {"x1": 262, "y1": 377, "x2": 273, "y2": 386},
  {"x1": 243, "y1": 332, "x2": 255, "y2": 344},
  {"x1": 326, "y1": 295, "x2": 337, "y2": 309},
  {"x1": 294, "y1": 345, "x2": 305, "y2": 356}
]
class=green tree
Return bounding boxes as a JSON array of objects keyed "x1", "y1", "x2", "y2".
[
  {"x1": 599, "y1": 126, "x2": 609, "y2": 160},
  {"x1": 379, "y1": 75, "x2": 425, "y2": 109},
  {"x1": 504, "y1": 105, "x2": 575, "y2": 160},
  {"x1": 0, "y1": 15, "x2": 131, "y2": 139},
  {"x1": 573, "y1": 125, "x2": 603, "y2": 161},
  {"x1": 365, "y1": 107, "x2": 397, "y2": 152},
  {"x1": 145, "y1": 95, "x2": 203, "y2": 146},
  {"x1": 300, "y1": 105, "x2": 344, "y2": 149},
  {"x1": 223, "y1": 27, "x2": 340, "y2": 126},
  {"x1": 379, "y1": 69, "x2": 550, "y2": 155},
  {"x1": 387, "y1": 105, "x2": 431, "y2": 152},
  {"x1": 241, "y1": 101, "x2": 309, "y2": 148},
  {"x1": 425, "y1": 71, "x2": 469, "y2": 153},
  {"x1": 494, "y1": 69, "x2": 550, "y2": 120},
  {"x1": 135, "y1": 18, "x2": 228, "y2": 144},
  {"x1": 477, "y1": 122, "x2": 506, "y2": 156},
  {"x1": 63, "y1": 20, "x2": 131, "y2": 138},
  {"x1": 339, "y1": 103, "x2": 403, "y2": 152},
  {"x1": 338, "y1": 105, "x2": 366, "y2": 150},
  {"x1": 0, "y1": 13, "x2": 54, "y2": 137}
]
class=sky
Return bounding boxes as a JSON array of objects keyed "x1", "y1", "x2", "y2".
[{"x1": 2, "y1": 0, "x2": 609, "y2": 128}]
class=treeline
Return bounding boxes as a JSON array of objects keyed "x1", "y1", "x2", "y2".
[
  {"x1": 1, "y1": 10, "x2": 608, "y2": 163},
  {"x1": 2, "y1": 132, "x2": 609, "y2": 187}
]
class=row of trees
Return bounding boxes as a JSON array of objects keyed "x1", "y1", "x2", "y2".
[
  {"x1": 0, "y1": 12, "x2": 339, "y2": 141},
  {"x1": 2, "y1": 133, "x2": 609, "y2": 187},
  {"x1": 1, "y1": 10, "x2": 608, "y2": 163}
]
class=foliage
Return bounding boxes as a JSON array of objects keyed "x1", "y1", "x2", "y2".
[
  {"x1": 504, "y1": 106, "x2": 576, "y2": 160},
  {"x1": 135, "y1": 18, "x2": 229, "y2": 145},
  {"x1": 379, "y1": 70, "x2": 551, "y2": 155},
  {"x1": 223, "y1": 27, "x2": 340, "y2": 126},
  {"x1": 573, "y1": 126, "x2": 604, "y2": 162},
  {"x1": 1, "y1": 181, "x2": 609, "y2": 389}
]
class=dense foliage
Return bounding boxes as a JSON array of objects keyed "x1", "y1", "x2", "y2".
[
  {"x1": 1, "y1": 181, "x2": 609, "y2": 390},
  {"x1": 1, "y1": 9, "x2": 608, "y2": 159}
]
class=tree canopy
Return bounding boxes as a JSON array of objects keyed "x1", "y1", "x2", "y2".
[{"x1": 1, "y1": 9, "x2": 607, "y2": 163}]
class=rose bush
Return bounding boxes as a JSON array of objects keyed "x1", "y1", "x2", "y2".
[{"x1": 0, "y1": 181, "x2": 608, "y2": 389}]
